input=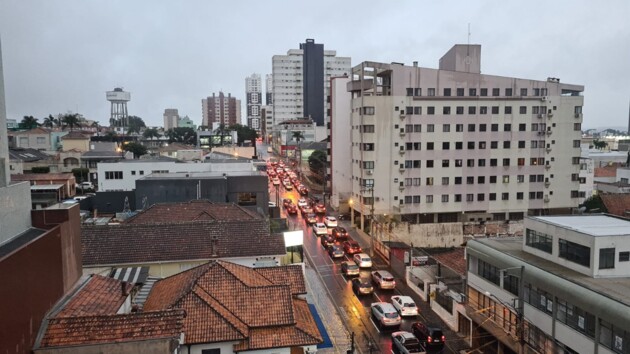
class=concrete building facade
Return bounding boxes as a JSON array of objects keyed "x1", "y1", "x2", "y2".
[
  {"x1": 265, "y1": 73, "x2": 273, "y2": 105},
  {"x1": 163, "y1": 108, "x2": 179, "y2": 130},
  {"x1": 261, "y1": 105, "x2": 273, "y2": 144},
  {"x1": 245, "y1": 73, "x2": 262, "y2": 132},
  {"x1": 202, "y1": 92, "x2": 240, "y2": 127},
  {"x1": 344, "y1": 45, "x2": 584, "y2": 234}
]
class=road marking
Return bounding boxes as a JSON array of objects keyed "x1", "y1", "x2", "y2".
[{"x1": 339, "y1": 307, "x2": 349, "y2": 320}]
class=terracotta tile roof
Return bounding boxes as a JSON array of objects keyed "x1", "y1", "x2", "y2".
[
  {"x1": 81, "y1": 220, "x2": 285, "y2": 266},
  {"x1": 13, "y1": 127, "x2": 50, "y2": 135},
  {"x1": 595, "y1": 165, "x2": 618, "y2": 177},
  {"x1": 144, "y1": 261, "x2": 320, "y2": 349},
  {"x1": 11, "y1": 173, "x2": 74, "y2": 181},
  {"x1": 56, "y1": 275, "x2": 132, "y2": 317},
  {"x1": 600, "y1": 194, "x2": 630, "y2": 218},
  {"x1": 254, "y1": 264, "x2": 307, "y2": 295},
  {"x1": 124, "y1": 201, "x2": 262, "y2": 224},
  {"x1": 427, "y1": 248, "x2": 467, "y2": 276},
  {"x1": 38, "y1": 310, "x2": 185, "y2": 348},
  {"x1": 60, "y1": 131, "x2": 89, "y2": 140}
]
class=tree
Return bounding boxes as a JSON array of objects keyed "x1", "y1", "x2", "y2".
[
  {"x1": 20, "y1": 115, "x2": 39, "y2": 129},
  {"x1": 166, "y1": 127, "x2": 196, "y2": 144},
  {"x1": 42, "y1": 115, "x2": 55, "y2": 128},
  {"x1": 61, "y1": 113, "x2": 81, "y2": 131},
  {"x1": 228, "y1": 124, "x2": 258, "y2": 145},
  {"x1": 143, "y1": 127, "x2": 160, "y2": 140},
  {"x1": 122, "y1": 142, "x2": 148, "y2": 159},
  {"x1": 593, "y1": 139, "x2": 608, "y2": 150},
  {"x1": 580, "y1": 195, "x2": 607, "y2": 213},
  {"x1": 127, "y1": 115, "x2": 146, "y2": 134},
  {"x1": 308, "y1": 149, "x2": 327, "y2": 173},
  {"x1": 71, "y1": 168, "x2": 90, "y2": 183},
  {"x1": 292, "y1": 131, "x2": 305, "y2": 144},
  {"x1": 31, "y1": 166, "x2": 50, "y2": 173}
]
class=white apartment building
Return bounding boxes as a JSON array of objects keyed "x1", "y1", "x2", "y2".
[
  {"x1": 330, "y1": 76, "x2": 352, "y2": 209},
  {"x1": 578, "y1": 156, "x2": 595, "y2": 203},
  {"x1": 345, "y1": 45, "x2": 584, "y2": 231},
  {"x1": 466, "y1": 215, "x2": 630, "y2": 354},
  {"x1": 245, "y1": 73, "x2": 262, "y2": 131},
  {"x1": 261, "y1": 105, "x2": 273, "y2": 143},
  {"x1": 271, "y1": 39, "x2": 350, "y2": 128},
  {"x1": 163, "y1": 108, "x2": 179, "y2": 130}
]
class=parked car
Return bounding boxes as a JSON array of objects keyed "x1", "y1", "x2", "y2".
[
  {"x1": 332, "y1": 226, "x2": 349, "y2": 241},
  {"x1": 391, "y1": 331, "x2": 424, "y2": 354},
  {"x1": 371, "y1": 270, "x2": 396, "y2": 290},
  {"x1": 353, "y1": 253, "x2": 372, "y2": 268},
  {"x1": 343, "y1": 240, "x2": 362, "y2": 255},
  {"x1": 320, "y1": 234, "x2": 335, "y2": 248},
  {"x1": 341, "y1": 261, "x2": 360, "y2": 277},
  {"x1": 391, "y1": 295, "x2": 419, "y2": 317},
  {"x1": 282, "y1": 198, "x2": 293, "y2": 208},
  {"x1": 314, "y1": 203, "x2": 326, "y2": 214},
  {"x1": 305, "y1": 213, "x2": 318, "y2": 225},
  {"x1": 312, "y1": 223, "x2": 328, "y2": 236},
  {"x1": 328, "y1": 244, "x2": 345, "y2": 259},
  {"x1": 76, "y1": 181, "x2": 94, "y2": 191},
  {"x1": 411, "y1": 322, "x2": 445, "y2": 352},
  {"x1": 286, "y1": 204, "x2": 298, "y2": 215},
  {"x1": 371, "y1": 302, "x2": 401, "y2": 328},
  {"x1": 323, "y1": 216, "x2": 337, "y2": 228},
  {"x1": 351, "y1": 278, "x2": 373, "y2": 295}
]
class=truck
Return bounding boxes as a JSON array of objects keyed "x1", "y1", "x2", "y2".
[{"x1": 391, "y1": 331, "x2": 425, "y2": 354}]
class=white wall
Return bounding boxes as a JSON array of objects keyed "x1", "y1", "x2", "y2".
[
  {"x1": 183, "y1": 341, "x2": 235, "y2": 354},
  {"x1": 555, "y1": 322, "x2": 596, "y2": 354},
  {"x1": 330, "y1": 76, "x2": 352, "y2": 209}
]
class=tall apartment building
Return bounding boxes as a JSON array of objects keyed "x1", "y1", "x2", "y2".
[
  {"x1": 201, "y1": 92, "x2": 240, "y2": 127},
  {"x1": 261, "y1": 105, "x2": 273, "y2": 143},
  {"x1": 343, "y1": 45, "x2": 584, "y2": 230},
  {"x1": 271, "y1": 39, "x2": 350, "y2": 128},
  {"x1": 245, "y1": 73, "x2": 262, "y2": 132},
  {"x1": 265, "y1": 74, "x2": 273, "y2": 105},
  {"x1": 163, "y1": 108, "x2": 179, "y2": 130},
  {"x1": 466, "y1": 215, "x2": 630, "y2": 354}
]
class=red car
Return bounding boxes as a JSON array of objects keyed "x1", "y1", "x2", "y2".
[
  {"x1": 343, "y1": 240, "x2": 362, "y2": 255},
  {"x1": 314, "y1": 203, "x2": 326, "y2": 214},
  {"x1": 286, "y1": 204, "x2": 298, "y2": 215}
]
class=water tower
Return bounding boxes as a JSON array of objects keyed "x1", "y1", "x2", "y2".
[{"x1": 106, "y1": 87, "x2": 130, "y2": 129}]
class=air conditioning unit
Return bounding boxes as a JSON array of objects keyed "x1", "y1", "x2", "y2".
[
  {"x1": 544, "y1": 195, "x2": 550, "y2": 203},
  {"x1": 399, "y1": 167, "x2": 406, "y2": 172},
  {"x1": 546, "y1": 147, "x2": 552, "y2": 153},
  {"x1": 546, "y1": 130, "x2": 552, "y2": 136},
  {"x1": 574, "y1": 113, "x2": 581, "y2": 118},
  {"x1": 399, "y1": 111, "x2": 406, "y2": 118},
  {"x1": 399, "y1": 186, "x2": 405, "y2": 191},
  {"x1": 375, "y1": 197, "x2": 380, "y2": 202},
  {"x1": 537, "y1": 113, "x2": 544, "y2": 119},
  {"x1": 545, "y1": 181, "x2": 550, "y2": 187},
  {"x1": 366, "y1": 170, "x2": 373, "y2": 175},
  {"x1": 545, "y1": 164, "x2": 551, "y2": 170},
  {"x1": 547, "y1": 112, "x2": 553, "y2": 118},
  {"x1": 541, "y1": 96, "x2": 548, "y2": 101},
  {"x1": 399, "y1": 150, "x2": 405, "y2": 156},
  {"x1": 400, "y1": 131, "x2": 406, "y2": 137}
]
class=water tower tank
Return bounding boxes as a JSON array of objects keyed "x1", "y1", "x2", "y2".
[{"x1": 106, "y1": 87, "x2": 130, "y2": 128}]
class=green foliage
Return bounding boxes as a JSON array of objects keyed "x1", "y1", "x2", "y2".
[
  {"x1": 31, "y1": 166, "x2": 50, "y2": 173},
  {"x1": 593, "y1": 139, "x2": 608, "y2": 150},
  {"x1": 142, "y1": 127, "x2": 160, "y2": 140},
  {"x1": 308, "y1": 150, "x2": 327, "y2": 173},
  {"x1": 20, "y1": 115, "x2": 39, "y2": 129},
  {"x1": 42, "y1": 115, "x2": 56, "y2": 128},
  {"x1": 122, "y1": 142, "x2": 148, "y2": 158},
  {"x1": 580, "y1": 194, "x2": 607, "y2": 213},
  {"x1": 127, "y1": 115, "x2": 146, "y2": 134},
  {"x1": 71, "y1": 168, "x2": 90, "y2": 182},
  {"x1": 228, "y1": 124, "x2": 258, "y2": 145},
  {"x1": 61, "y1": 113, "x2": 81, "y2": 131},
  {"x1": 166, "y1": 127, "x2": 196, "y2": 144}
]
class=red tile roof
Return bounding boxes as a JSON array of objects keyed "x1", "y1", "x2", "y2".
[
  {"x1": 61, "y1": 131, "x2": 89, "y2": 140},
  {"x1": 81, "y1": 220, "x2": 285, "y2": 266},
  {"x1": 12, "y1": 173, "x2": 74, "y2": 181},
  {"x1": 144, "y1": 261, "x2": 321, "y2": 349},
  {"x1": 57, "y1": 275, "x2": 132, "y2": 317},
  {"x1": 39, "y1": 310, "x2": 185, "y2": 348},
  {"x1": 595, "y1": 165, "x2": 618, "y2": 178},
  {"x1": 124, "y1": 201, "x2": 262, "y2": 224},
  {"x1": 254, "y1": 264, "x2": 307, "y2": 295},
  {"x1": 600, "y1": 194, "x2": 630, "y2": 218},
  {"x1": 427, "y1": 248, "x2": 467, "y2": 276}
]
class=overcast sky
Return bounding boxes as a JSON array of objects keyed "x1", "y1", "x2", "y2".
[{"x1": 1, "y1": 0, "x2": 629, "y2": 130}]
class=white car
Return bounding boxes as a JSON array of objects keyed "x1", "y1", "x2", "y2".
[
  {"x1": 391, "y1": 295, "x2": 419, "y2": 317},
  {"x1": 297, "y1": 198, "x2": 308, "y2": 208},
  {"x1": 272, "y1": 177, "x2": 280, "y2": 185},
  {"x1": 312, "y1": 223, "x2": 328, "y2": 236},
  {"x1": 353, "y1": 253, "x2": 372, "y2": 268},
  {"x1": 283, "y1": 180, "x2": 293, "y2": 190},
  {"x1": 324, "y1": 216, "x2": 337, "y2": 228},
  {"x1": 371, "y1": 270, "x2": 396, "y2": 290}
]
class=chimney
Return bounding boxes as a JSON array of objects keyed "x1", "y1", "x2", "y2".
[{"x1": 121, "y1": 281, "x2": 130, "y2": 296}]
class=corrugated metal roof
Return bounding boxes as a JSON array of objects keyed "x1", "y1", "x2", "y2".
[{"x1": 109, "y1": 266, "x2": 149, "y2": 285}]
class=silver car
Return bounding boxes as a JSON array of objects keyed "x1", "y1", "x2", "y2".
[
  {"x1": 371, "y1": 270, "x2": 396, "y2": 290},
  {"x1": 371, "y1": 302, "x2": 401, "y2": 328}
]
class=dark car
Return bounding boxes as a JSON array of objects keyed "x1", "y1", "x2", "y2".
[
  {"x1": 300, "y1": 206, "x2": 313, "y2": 216},
  {"x1": 320, "y1": 234, "x2": 335, "y2": 248},
  {"x1": 351, "y1": 278, "x2": 374, "y2": 295},
  {"x1": 298, "y1": 185, "x2": 309, "y2": 196},
  {"x1": 327, "y1": 245, "x2": 345, "y2": 259},
  {"x1": 286, "y1": 204, "x2": 298, "y2": 215},
  {"x1": 343, "y1": 240, "x2": 362, "y2": 255},
  {"x1": 282, "y1": 198, "x2": 293, "y2": 208},
  {"x1": 314, "y1": 203, "x2": 326, "y2": 214},
  {"x1": 411, "y1": 322, "x2": 445, "y2": 352},
  {"x1": 341, "y1": 261, "x2": 360, "y2": 277},
  {"x1": 332, "y1": 226, "x2": 349, "y2": 241}
]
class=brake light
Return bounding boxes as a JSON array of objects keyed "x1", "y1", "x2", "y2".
[
  {"x1": 441, "y1": 335, "x2": 445, "y2": 342},
  {"x1": 427, "y1": 336, "x2": 432, "y2": 343}
]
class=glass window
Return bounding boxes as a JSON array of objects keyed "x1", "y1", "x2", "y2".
[
  {"x1": 526, "y1": 229, "x2": 552, "y2": 253},
  {"x1": 599, "y1": 248, "x2": 615, "y2": 269},
  {"x1": 559, "y1": 239, "x2": 591, "y2": 267}
]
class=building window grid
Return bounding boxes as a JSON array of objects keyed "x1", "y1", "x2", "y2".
[
  {"x1": 525, "y1": 229, "x2": 552, "y2": 253},
  {"x1": 559, "y1": 239, "x2": 591, "y2": 267}
]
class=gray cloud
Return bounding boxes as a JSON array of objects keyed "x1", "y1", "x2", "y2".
[{"x1": 1, "y1": 0, "x2": 629, "y2": 129}]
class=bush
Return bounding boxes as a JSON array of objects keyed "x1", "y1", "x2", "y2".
[{"x1": 31, "y1": 166, "x2": 50, "y2": 173}]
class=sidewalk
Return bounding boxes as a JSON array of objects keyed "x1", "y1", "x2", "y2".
[{"x1": 304, "y1": 262, "x2": 351, "y2": 354}]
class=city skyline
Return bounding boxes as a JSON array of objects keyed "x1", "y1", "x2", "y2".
[{"x1": 0, "y1": 1, "x2": 628, "y2": 129}]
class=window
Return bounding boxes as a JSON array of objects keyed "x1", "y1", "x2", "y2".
[
  {"x1": 503, "y1": 158, "x2": 510, "y2": 166},
  {"x1": 413, "y1": 195, "x2": 421, "y2": 203},
  {"x1": 518, "y1": 141, "x2": 525, "y2": 148},
  {"x1": 201, "y1": 349, "x2": 221, "y2": 354},
  {"x1": 479, "y1": 124, "x2": 487, "y2": 132},
  {"x1": 503, "y1": 175, "x2": 510, "y2": 183},
  {"x1": 467, "y1": 159, "x2": 475, "y2": 167},
  {"x1": 466, "y1": 194, "x2": 474, "y2": 202},
  {"x1": 478, "y1": 159, "x2": 486, "y2": 167},
  {"x1": 517, "y1": 158, "x2": 525, "y2": 166},
  {"x1": 490, "y1": 158, "x2": 497, "y2": 166},
  {"x1": 526, "y1": 229, "x2": 552, "y2": 253},
  {"x1": 468, "y1": 106, "x2": 476, "y2": 114},
  {"x1": 415, "y1": 88, "x2": 421, "y2": 96},
  {"x1": 414, "y1": 124, "x2": 422, "y2": 132},
  {"x1": 455, "y1": 194, "x2": 462, "y2": 202},
  {"x1": 237, "y1": 192, "x2": 258, "y2": 206},
  {"x1": 362, "y1": 107, "x2": 375, "y2": 115},
  {"x1": 405, "y1": 178, "x2": 412, "y2": 186},
  {"x1": 505, "y1": 88, "x2": 513, "y2": 96},
  {"x1": 426, "y1": 195, "x2": 433, "y2": 203},
  {"x1": 492, "y1": 88, "x2": 500, "y2": 96},
  {"x1": 491, "y1": 106, "x2": 499, "y2": 114},
  {"x1": 139, "y1": 171, "x2": 144, "y2": 175},
  {"x1": 480, "y1": 88, "x2": 488, "y2": 96},
  {"x1": 489, "y1": 193, "x2": 496, "y2": 200},
  {"x1": 479, "y1": 141, "x2": 486, "y2": 149},
  {"x1": 362, "y1": 161, "x2": 374, "y2": 169},
  {"x1": 426, "y1": 160, "x2": 434, "y2": 168},
  {"x1": 413, "y1": 142, "x2": 421, "y2": 150},
  {"x1": 620, "y1": 252, "x2": 630, "y2": 262},
  {"x1": 519, "y1": 106, "x2": 527, "y2": 114},
  {"x1": 573, "y1": 139, "x2": 581, "y2": 148},
  {"x1": 406, "y1": 88, "x2": 413, "y2": 96},
  {"x1": 441, "y1": 194, "x2": 449, "y2": 202},
  {"x1": 467, "y1": 142, "x2": 475, "y2": 149},
  {"x1": 414, "y1": 106, "x2": 422, "y2": 115},
  {"x1": 480, "y1": 106, "x2": 488, "y2": 114},
  {"x1": 504, "y1": 123, "x2": 511, "y2": 131},
  {"x1": 456, "y1": 88, "x2": 464, "y2": 96},
  {"x1": 556, "y1": 298, "x2": 596, "y2": 339},
  {"x1": 517, "y1": 192, "x2": 524, "y2": 200},
  {"x1": 524, "y1": 283, "x2": 553, "y2": 315},
  {"x1": 455, "y1": 177, "x2": 462, "y2": 184},
  {"x1": 36, "y1": 137, "x2": 46, "y2": 144},
  {"x1": 427, "y1": 142, "x2": 434, "y2": 150},
  {"x1": 131, "y1": 171, "x2": 136, "y2": 175},
  {"x1": 442, "y1": 177, "x2": 449, "y2": 185},
  {"x1": 599, "y1": 248, "x2": 615, "y2": 269},
  {"x1": 443, "y1": 106, "x2": 451, "y2": 115},
  {"x1": 505, "y1": 106, "x2": 512, "y2": 114},
  {"x1": 574, "y1": 122, "x2": 582, "y2": 131},
  {"x1": 443, "y1": 124, "x2": 450, "y2": 132},
  {"x1": 478, "y1": 176, "x2": 485, "y2": 184},
  {"x1": 426, "y1": 177, "x2": 434, "y2": 185},
  {"x1": 559, "y1": 239, "x2": 591, "y2": 267},
  {"x1": 406, "y1": 106, "x2": 413, "y2": 114},
  {"x1": 361, "y1": 143, "x2": 374, "y2": 151},
  {"x1": 503, "y1": 141, "x2": 511, "y2": 149},
  {"x1": 362, "y1": 125, "x2": 375, "y2": 133},
  {"x1": 490, "y1": 176, "x2": 497, "y2": 183},
  {"x1": 442, "y1": 142, "x2": 450, "y2": 150},
  {"x1": 427, "y1": 124, "x2": 434, "y2": 132},
  {"x1": 456, "y1": 124, "x2": 463, "y2": 132},
  {"x1": 455, "y1": 159, "x2": 462, "y2": 167},
  {"x1": 413, "y1": 178, "x2": 421, "y2": 186},
  {"x1": 405, "y1": 124, "x2": 413, "y2": 133},
  {"x1": 478, "y1": 259, "x2": 500, "y2": 285},
  {"x1": 490, "y1": 141, "x2": 498, "y2": 149},
  {"x1": 427, "y1": 106, "x2": 435, "y2": 115},
  {"x1": 456, "y1": 106, "x2": 464, "y2": 114},
  {"x1": 502, "y1": 193, "x2": 509, "y2": 200},
  {"x1": 469, "y1": 88, "x2": 477, "y2": 96},
  {"x1": 455, "y1": 142, "x2": 463, "y2": 150},
  {"x1": 491, "y1": 123, "x2": 498, "y2": 131},
  {"x1": 468, "y1": 124, "x2": 475, "y2": 132},
  {"x1": 520, "y1": 88, "x2": 528, "y2": 96},
  {"x1": 466, "y1": 176, "x2": 474, "y2": 184},
  {"x1": 105, "y1": 171, "x2": 123, "y2": 179},
  {"x1": 428, "y1": 88, "x2": 435, "y2": 96},
  {"x1": 443, "y1": 88, "x2": 451, "y2": 96},
  {"x1": 517, "y1": 175, "x2": 524, "y2": 183}
]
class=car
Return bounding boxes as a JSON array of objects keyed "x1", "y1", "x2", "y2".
[
  {"x1": 77, "y1": 181, "x2": 94, "y2": 191},
  {"x1": 283, "y1": 181, "x2": 293, "y2": 190},
  {"x1": 343, "y1": 240, "x2": 362, "y2": 255},
  {"x1": 391, "y1": 331, "x2": 424, "y2": 354},
  {"x1": 328, "y1": 244, "x2": 345, "y2": 259},
  {"x1": 320, "y1": 234, "x2": 335, "y2": 248},
  {"x1": 305, "y1": 213, "x2": 318, "y2": 225},
  {"x1": 341, "y1": 261, "x2": 360, "y2": 277},
  {"x1": 267, "y1": 170, "x2": 276, "y2": 177},
  {"x1": 297, "y1": 186, "x2": 309, "y2": 196},
  {"x1": 312, "y1": 223, "x2": 328, "y2": 236},
  {"x1": 391, "y1": 296, "x2": 419, "y2": 317},
  {"x1": 371, "y1": 302, "x2": 401, "y2": 328},
  {"x1": 331, "y1": 226, "x2": 349, "y2": 241},
  {"x1": 268, "y1": 202, "x2": 277, "y2": 208},
  {"x1": 297, "y1": 198, "x2": 308, "y2": 208},
  {"x1": 353, "y1": 253, "x2": 372, "y2": 268},
  {"x1": 323, "y1": 216, "x2": 337, "y2": 228},
  {"x1": 282, "y1": 198, "x2": 293, "y2": 208},
  {"x1": 411, "y1": 322, "x2": 445, "y2": 352},
  {"x1": 272, "y1": 177, "x2": 280, "y2": 186},
  {"x1": 314, "y1": 203, "x2": 326, "y2": 214},
  {"x1": 286, "y1": 204, "x2": 298, "y2": 215},
  {"x1": 351, "y1": 278, "x2": 373, "y2": 295},
  {"x1": 371, "y1": 270, "x2": 396, "y2": 290},
  {"x1": 300, "y1": 206, "x2": 313, "y2": 215}
]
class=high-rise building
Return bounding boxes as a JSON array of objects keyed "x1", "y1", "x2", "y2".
[
  {"x1": 163, "y1": 108, "x2": 179, "y2": 131},
  {"x1": 261, "y1": 105, "x2": 273, "y2": 144},
  {"x1": 271, "y1": 39, "x2": 350, "y2": 128},
  {"x1": 245, "y1": 74, "x2": 262, "y2": 132},
  {"x1": 201, "y1": 92, "x2": 239, "y2": 127},
  {"x1": 265, "y1": 74, "x2": 273, "y2": 105},
  {"x1": 340, "y1": 45, "x2": 584, "y2": 233}
]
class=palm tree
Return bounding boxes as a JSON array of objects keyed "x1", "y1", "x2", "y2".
[
  {"x1": 61, "y1": 113, "x2": 80, "y2": 131},
  {"x1": 143, "y1": 128, "x2": 160, "y2": 140},
  {"x1": 20, "y1": 115, "x2": 39, "y2": 129},
  {"x1": 42, "y1": 115, "x2": 55, "y2": 129}
]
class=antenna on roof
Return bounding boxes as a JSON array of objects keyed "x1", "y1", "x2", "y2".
[{"x1": 467, "y1": 23, "x2": 471, "y2": 46}]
